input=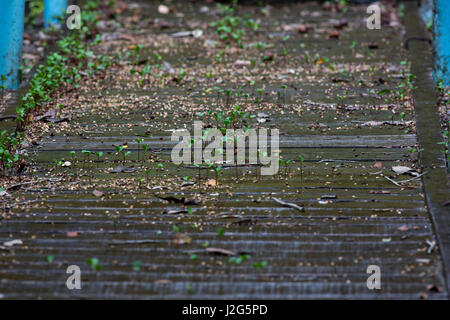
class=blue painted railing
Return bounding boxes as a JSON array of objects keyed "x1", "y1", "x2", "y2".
[
  {"x1": 433, "y1": 0, "x2": 450, "y2": 85},
  {"x1": 0, "y1": 0, "x2": 68, "y2": 90},
  {"x1": 0, "y1": 0, "x2": 25, "y2": 89},
  {"x1": 44, "y1": 0, "x2": 68, "y2": 28}
]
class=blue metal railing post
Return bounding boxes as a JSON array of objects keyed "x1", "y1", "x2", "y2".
[
  {"x1": 0, "y1": 0, "x2": 25, "y2": 90},
  {"x1": 434, "y1": 0, "x2": 450, "y2": 85},
  {"x1": 44, "y1": 0, "x2": 68, "y2": 28}
]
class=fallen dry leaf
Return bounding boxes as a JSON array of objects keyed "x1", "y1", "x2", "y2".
[
  {"x1": 92, "y1": 190, "x2": 104, "y2": 197},
  {"x1": 158, "y1": 5, "x2": 169, "y2": 14},
  {"x1": 205, "y1": 179, "x2": 217, "y2": 187},
  {"x1": 173, "y1": 233, "x2": 191, "y2": 244},
  {"x1": 373, "y1": 161, "x2": 383, "y2": 169},
  {"x1": 233, "y1": 60, "x2": 251, "y2": 69},
  {"x1": 3, "y1": 239, "x2": 23, "y2": 247},
  {"x1": 66, "y1": 231, "x2": 79, "y2": 237},
  {"x1": 165, "y1": 209, "x2": 188, "y2": 215},
  {"x1": 273, "y1": 197, "x2": 304, "y2": 212},
  {"x1": 206, "y1": 247, "x2": 237, "y2": 256},
  {"x1": 297, "y1": 24, "x2": 309, "y2": 33},
  {"x1": 154, "y1": 279, "x2": 172, "y2": 284},
  {"x1": 109, "y1": 165, "x2": 136, "y2": 173},
  {"x1": 392, "y1": 166, "x2": 412, "y2": 175},
  {"x1": 328, "y1": 30, "x2": 340, "y2": 39}
]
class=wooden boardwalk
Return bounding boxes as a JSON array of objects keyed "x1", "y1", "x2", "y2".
[{"x1": 0, "y1": 1, "x2": 448, "y2": 299}]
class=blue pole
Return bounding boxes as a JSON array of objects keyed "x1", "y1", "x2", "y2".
[
  {"x1": 44, "y1": 0, "x2": 68, "y2": 28},
  {"x1": 434, "y1": 0, "x2": 450, "y2": 85},
  {"x1": 0, "y1": 0, "x2": 25, "y2": 90}
]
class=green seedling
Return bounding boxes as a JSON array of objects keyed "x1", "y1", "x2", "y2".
[
  {"x1": 190, "y1": 254, "x2": 198, "y2": 261},
  {"x1": 217, "y1": 227, "x2": 225, "y2": 236},
  {"x1": 208, "y1": 163, "x2": 223, "y2": 185},
  {"x1": 0, "y1": 75, "x2": 5, "y2": 104},
  {"x1": 132, "y1": 261, "x2": 141, "y2": 271},
  {"x1": 85, "y1": 257, "x2": 102, "y2": 271},
  {"x1": 142, "y1": 144, "x2": 149, "y2": 163},
  {"x1": 115, "y1": 146, "x2": 130, "y2": 164},
  {"x1": 115, "y1": 145, "x2": 123, "y2": 162},
  {"x1": 228, "y1": 254, "x2": 250, "y2": 265},
  {"x1": 95, "y1": 151, "x2": 103, "y2": 168},
  {"x1": 123, "y1": 151, "x2": 131, "y2": 163},
  {"x1": 70, "y1": 151, "x2": 76, "y2": 163},
  {"x1": 252, "y1": 261, "x2": 268, "y2": 269},
  {"x1": 54, "y1": 159, "x2": 63, "y2": 174},
  {"x1": 177, "y1": 68, "x2": 187, "y2": 84},
  {"x1": 186, "y1": 284, "x2": 194, "y2": 294},
  {"x1": 138, "y1": 177, "x2": 144, "y2": 188},
  {"x1": 136, "y1": 138, "x2": 143, "y2": 161},
  {"x1": 298, "y1": 154, "x2": 305, "y2": 182},
  {"x1": 81, "y1": 150, "x2": 92, "y2": 169},
  {"x1": 400, "y1": 112, "x2": 406, "y2": 122}
]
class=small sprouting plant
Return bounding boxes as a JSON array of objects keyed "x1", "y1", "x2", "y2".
[
  {"x1": 281, "y1": 35, "x2": 290, "y2": 58},
  {"x1": 408, "y1": 146, "x2": 424, "y2": 162},
  {"x1": 54, "y1": 159, "x2": 63, "y2": 174},
  {"x1": 115, "y1": 145, "x2": 123, "y2": 161},
  {"x1": 142, "y1": 144, "x2": 149, "y2": 163},
  {"x1": 177, "y1": 68, "x2": 187, "y2": 84},
  {"x1": 95, "y1": 151, "x2": 103, "y2": 168},
  {"x1": 225, "y1": 89, "x2": 232, "y2": 106},
  {"x1": 228, "y1": 254, "x2": 250, "y2": 265},
  {"x1": 137, "y1": 176, "x2": 144, "y2": 188},
  {"x1": 115, "y1": 146, "x2": 130, "y2": 164},
  {"x1": 85, "y1": 257, "x2": 102, "y2": 271},
  {"x1": 408, "y1": 146, "x2": 424, "y2": 154},
  {"x1": 252, "y1": 261, "x2": 268, "y2": 269},
  {"x1": 281, "y1": 84, "x2": 287, "y2": 104},
  {"x1": 298, "y1": 154, "x2": 305, "y2": 182},
  {"x1": 0, "y1": 130, "x2": 22, "y2": 176},
  {"x1": 186, "y1": 283, "x2": 194, "y2": 294},
  {"x1": 208, "y1": 163, "x2": 223, "y2": 185},
  {"x1": 190, "y1": 254, "x2": 198, "y2": 261},
  {"x1": 255, "y1": 88, "x2": 263, "y2": 103},
  {"x1": 136, "y1": 138, "x2": 143, "y2": 161},
  {"x1": 81, "y1": 150, "x2": 92, "y2": 168},
  {"x1": 138, "y1": 65, "x2": 152, "y2": 86},
  {"x1": 217, "y1": 227, "x2": 225, "y2": 236},
  {"x1": 132, "y1": 261, "x2": 141, "y2": 271},
  {"x1": 0, "y1": 75, "x2": 6, "y2": 103},
  {"x1": 145, "y1": 168, "x2": 150, "y2": 183}
]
